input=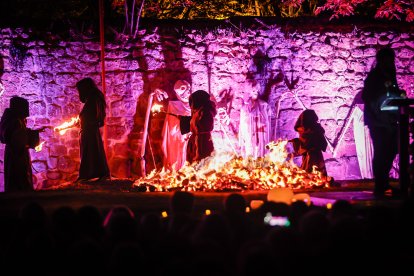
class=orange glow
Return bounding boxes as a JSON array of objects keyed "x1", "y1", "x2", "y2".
[
  {"x1": 54, "y1": 116, "x2": 80, "y2": 135},
  {"x1": 134, "y1": 140, "x2": 332, "y2": 192},
  {"x1": 250, "y1": 200, "x2": 264, "y2": 209},
  {"x1": 35, "y1": 141, "x2": 45, "y2": 152},
  {"x1": 151, "y1": 103, "x2": 163, "y2": 113}
]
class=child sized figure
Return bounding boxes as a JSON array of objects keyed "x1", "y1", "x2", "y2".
[
  {"x1": 179, "y1": 90, "x2": 217, "y2": 164},
  {"x1": 290, "y1": 109, "x2": 328, "y2": 176}
]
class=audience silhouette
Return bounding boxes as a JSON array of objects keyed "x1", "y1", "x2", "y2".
[{"x1": 0, "y1": 192, "x2": 412, "y2": 275}]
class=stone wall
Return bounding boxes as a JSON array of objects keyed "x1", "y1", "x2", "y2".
[{"x1": 0, "y1": 20, "x2": 413, "y2": 191}]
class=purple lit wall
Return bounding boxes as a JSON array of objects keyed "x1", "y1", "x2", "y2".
[{"x1": 0, "y1": 21, "x2": 413, "y2": 191}]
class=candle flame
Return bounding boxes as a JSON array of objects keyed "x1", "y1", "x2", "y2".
[
  {"x1": 35, "y1": 141, "x2": 45, "y2": 152},
  {"x1": 54, "y1": 116, "x2": 80, "y2": 135},
  {"x1": 151, "y1": 103, "x2": 163, "y2": 113}
]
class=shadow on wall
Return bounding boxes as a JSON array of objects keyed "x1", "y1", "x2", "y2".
[{"x1": 127, "y1": 26, "x2": 191, "y2": 178}]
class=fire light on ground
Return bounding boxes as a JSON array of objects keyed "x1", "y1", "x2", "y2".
[
  {"x1": 133, "y1": 140, "x2": 332, "y2": 192},
  {"x1": 54, "y1": 116, "x2": 80, "y2": 135}
]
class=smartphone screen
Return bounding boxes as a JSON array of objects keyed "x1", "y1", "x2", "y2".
[{"x1": 264, "y1": 212, "x2": 290, "y2": 227}]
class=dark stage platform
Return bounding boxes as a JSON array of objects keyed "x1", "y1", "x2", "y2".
[{"x1": 0, "y1": 178, "x2": 405, "y2": 217}]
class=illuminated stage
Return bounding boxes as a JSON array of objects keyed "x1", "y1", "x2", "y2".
[{"x1": 0, "y1": 178, "x2": 404, "y2": 218}]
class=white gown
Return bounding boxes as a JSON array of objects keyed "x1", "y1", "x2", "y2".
[{"x1": 238, "y1": 99, "x2": 271, "y2": 159}]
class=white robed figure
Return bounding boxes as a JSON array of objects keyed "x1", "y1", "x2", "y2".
[
  {"x1": 161, "y1": 80, "x2": 191, "y2": 171},
  {"x1": 239, "y1": 82, "x2": 271, "y2": 159}
]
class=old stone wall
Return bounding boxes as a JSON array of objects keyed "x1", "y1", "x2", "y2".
[{"x1": 0, "y1": 20, "x2": 413, "y2": 191}]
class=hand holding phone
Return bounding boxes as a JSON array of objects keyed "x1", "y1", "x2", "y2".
[{"x1": 264, "y1": 212, "x2": 290, "y2": 227}]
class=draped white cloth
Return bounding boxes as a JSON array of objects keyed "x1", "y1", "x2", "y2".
[
  {"x1": 353, "y1": 105, "x2": 374, "y2": 179},
  {"x1": 161, "y1": 100, "x2": 191, "y2": 171},
  {"x1": 238, "y1": 99, "x2": 271, "y2": 159}
]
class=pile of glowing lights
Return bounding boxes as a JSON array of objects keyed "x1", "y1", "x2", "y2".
[{"x1": 133, "y1": 140, "x2": 332, "y2": 192}]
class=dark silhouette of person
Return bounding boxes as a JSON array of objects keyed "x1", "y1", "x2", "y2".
[
  {"x1": 361, "y1": 47, "x2": 404, "y2": 198},
  {"x1": 75, "y1": 77, "x2": 110, "y2": 182},
  {"x1": 0, "y1": 96, "x2": 43, "y2": 192},
  {"x1": 179, "y1": 90, "x2": 217, "y2": 163},
  {"x1": 290, "y1": 109, "x2": 328, "y2": 176}
]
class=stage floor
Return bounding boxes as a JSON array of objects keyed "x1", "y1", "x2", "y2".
[{"x1": 0, "y1": 178, "x2": 404, "y2": 217}]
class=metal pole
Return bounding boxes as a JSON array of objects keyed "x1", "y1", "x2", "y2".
[
  {"x1": 99, "y1": 0, "x2": 107, "y2": 153},
  {"x1": 399, "y1": 105, "x2": 409, "y2": 198}
]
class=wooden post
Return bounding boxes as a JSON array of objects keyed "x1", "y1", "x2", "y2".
[{"x1": 140, "y1": 93, "x2": 155, "y2": 177}]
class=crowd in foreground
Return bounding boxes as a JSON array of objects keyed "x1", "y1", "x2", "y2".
[{"x1": 1, "y1": 191, "x2": 413, "y2": 276}]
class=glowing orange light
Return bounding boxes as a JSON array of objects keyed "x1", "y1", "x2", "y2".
[
  {"x1": 133, "y1": 140, "x2": 332, "y2": 192},
  {"x1": 250, "y1": 200, "x2": 264, "y2": 210},
  {"x1": 205, "y1": 209, "x2": 211, "y2": 216},
  {"x1": 54, "y1": 116, "x2": 80, "y2": 135},
  {"x1": 161, "y1": 211, "x2": 168, "y2": 218},
  {"x1": 151, "y1": 103, "x2": 163, "y2": 113},
  {"x1": 35, "y1": 141, "x2": 45, "y2": 152}
]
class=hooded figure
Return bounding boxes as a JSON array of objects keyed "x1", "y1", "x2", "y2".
[
  {"x1": 179, "y1": 90, "x2": 217, "y2": 164},
  {"x1": 76, "y1": 77, "x2": 110, "y2": 182},
  {"x1": 361, "y1": 47, "x2": 402, "y2": 197},
  {"x1": 161, "y1": 80, "x2": 191, "y2": 171},
  {"x1": 0, "y1": 96, "x2": 40, "y2": 191},
  {"x1": 291, "y1": 109, "x2": 328, "y2": 175}
]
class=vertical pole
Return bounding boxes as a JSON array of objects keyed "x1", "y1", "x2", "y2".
[
  {"x1": 99, "y1": 0, "x2": 107, "y2": 153},
  {"x1": 140, "y1": 93, "x2": 155, "y2": 177},
  {"x1": 399, "y1": 105, "x2": 409, "y2": 198}
]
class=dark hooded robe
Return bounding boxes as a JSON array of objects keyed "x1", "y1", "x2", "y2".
[
  {"x1": 361, "y1": 47, "x2": 401, "y2": 196},
  {"x1": 76, "y1": 78, "x2": 110, "y2": 181},
  {"x1": 0, "y1": 96, "x2": 40, "y2": 192},
  {"x1": 291, "y1": 109, "x2": 328, "y2": 175},
  {"x1": 179, "y1": 90, "x2": 217, "y2": 164}
]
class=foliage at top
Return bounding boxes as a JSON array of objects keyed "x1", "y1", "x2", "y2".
[
  {"x1": 110, "y1": 0, "x2": 413, "y2": 21},
  {"x1": 0, "y1": 0, "x2": 412, "y2": 40}
]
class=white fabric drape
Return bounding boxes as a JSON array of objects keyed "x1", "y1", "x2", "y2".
[
  {"x1": 353, "y1": 105, "x2": 374, "y2": 179},
  {"x1": 239, "y1": 99, "x2": 271, "y2": 159}
]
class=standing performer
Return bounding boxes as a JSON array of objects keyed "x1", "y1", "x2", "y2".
[
  {"x1": 238, "y1": 81, "x2": 271, "y2": 159},
  {"x1": 0, "y1": 96, "x2": 43, "y2": 192},
  {"x1": 290, "y1": 109, "x2": 328, "y2": 176},
  {"x1": 179, "y1": 90, "x2": 217, "y2": 164},
  {"x1": 362, "y1": 47, "x2": 404, "y2": 198},
  {"x1": 75, "y1": 77, "x2": 110, "y2": 182},
  {"x1": 160, "y1": 80, "x2": 191, "y2": 171}
]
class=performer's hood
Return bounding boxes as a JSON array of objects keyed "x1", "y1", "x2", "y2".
[{"x1": 10, "y1": 96, "x2": 29, "y2": 118}]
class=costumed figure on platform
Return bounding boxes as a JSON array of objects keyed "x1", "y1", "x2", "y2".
[
  {"x1": 238, "y1": 81, "x2": 271, "y2": 159},
  {"x1": 179, "y1": 90, "x2": 217, "y2": 164},
  {"x1": 361, "y1": 47, "x2": 405, "y2": 197},
  {"x1": 0, "y1": 96, "x2": 43, "y2": 192},
  {"x1": 159, "y1": 80, "x2": 192, "y2": 171},
  {"x1": 290, "y1": 109, "x2": 328, "y2": 176},
  {"x1": 75, "y1": 77, "x2": 110, "y2": 182}
]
